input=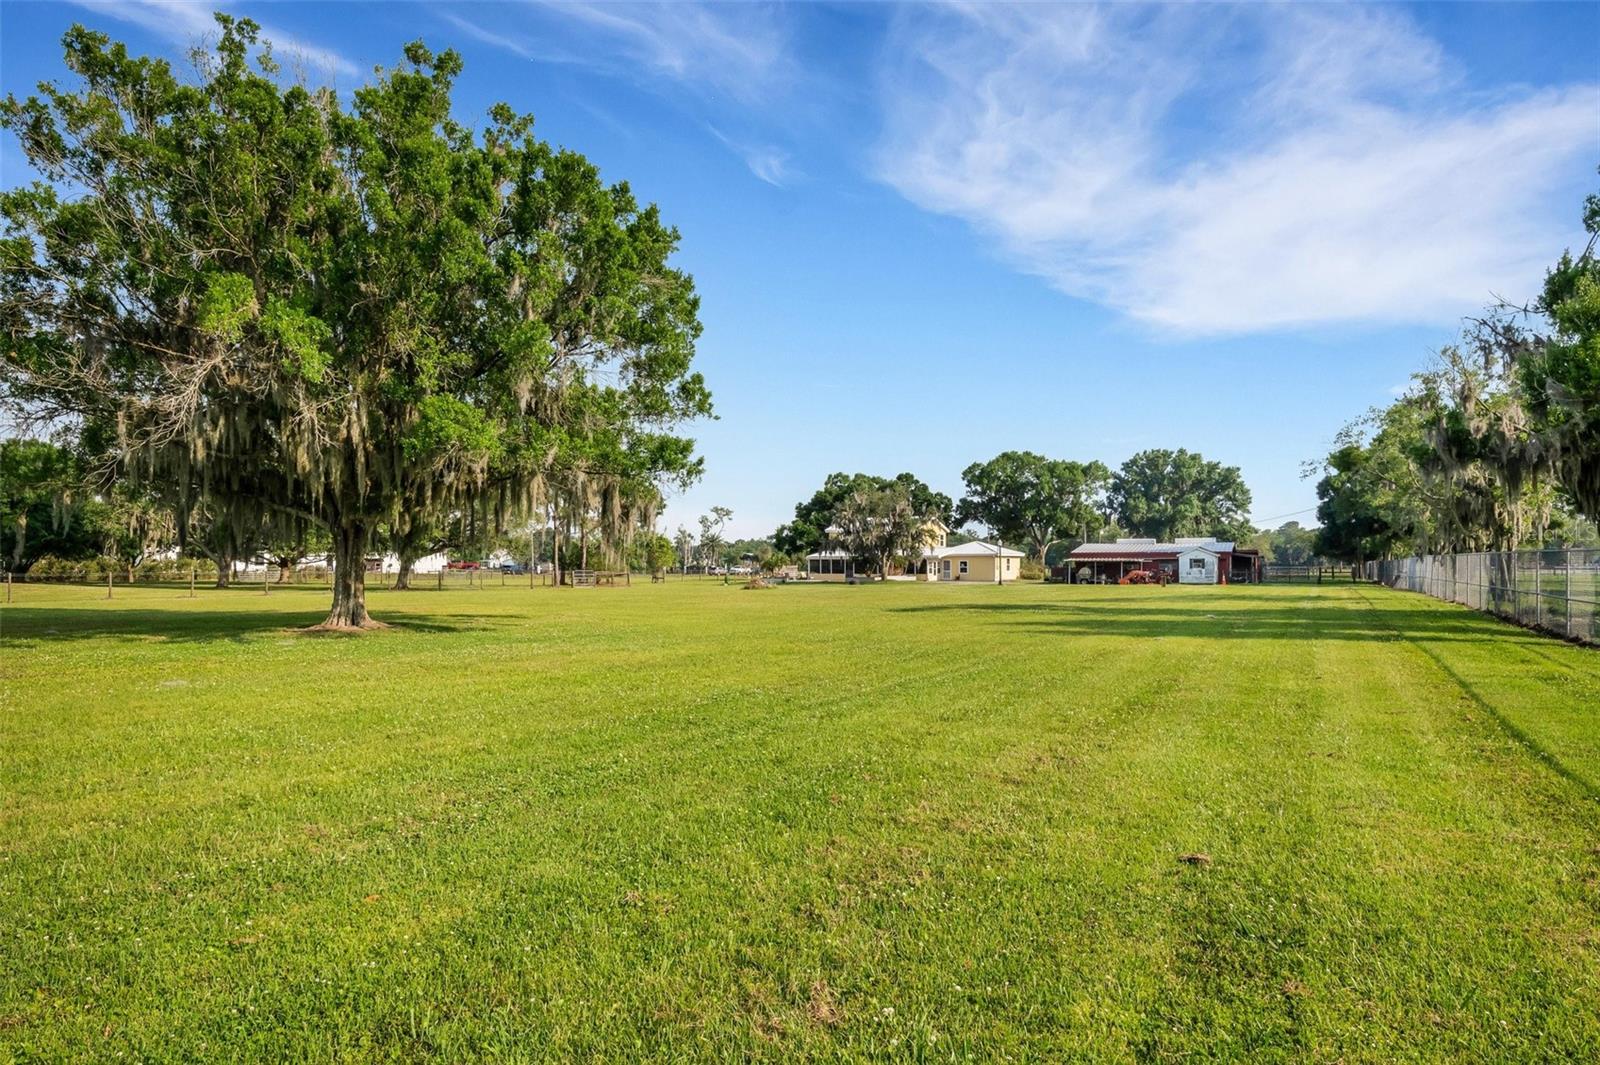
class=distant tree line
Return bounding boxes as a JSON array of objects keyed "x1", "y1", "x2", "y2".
[{"x1": 763, "y1": 447, "x2": 1256, "y2": 580}]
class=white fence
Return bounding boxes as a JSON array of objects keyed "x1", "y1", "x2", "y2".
[{"x1": 1366, "y1": 550, "x2": 1600, "y2": 645}]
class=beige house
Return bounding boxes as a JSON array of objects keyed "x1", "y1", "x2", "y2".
[{"x1": 929, "y1": 541, "x2": 1024, "y2": 582}]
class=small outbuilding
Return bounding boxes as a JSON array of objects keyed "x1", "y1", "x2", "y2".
[{"x1": 930, "y1": 541, "x2": 1024, "y2": 582}]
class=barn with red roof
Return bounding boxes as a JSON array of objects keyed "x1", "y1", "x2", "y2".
[{"x1": 1056, "y1": 538, "x2": 1262, "y2": 585}]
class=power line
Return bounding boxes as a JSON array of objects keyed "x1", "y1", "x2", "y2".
[{"x1": 1252, "y1": 504, "x2": 1319, "y2": 525}]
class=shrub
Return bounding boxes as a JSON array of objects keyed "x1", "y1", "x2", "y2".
[
  {"x1": 136, "y1": 559, "x2": 189, "y2": 582},
  {"x1": 25, "y1": 554, "x2": 121, "y2": 581},
  {"x1": 26, "y1": 555, "x2": 74, "y2": 580},
  {"x1": 1018, "y1": 558, "x2": 1046, "y2": 581},
  {"x1": 81, "y1": 556, "x2": 119, "y2": 581}
]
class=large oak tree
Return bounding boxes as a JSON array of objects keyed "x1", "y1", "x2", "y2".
[
  {"x1": 956, "y1": 450, "x2": 1109, "y2": 562},
  {"x1": 1, "y1": 16, "x2": 709, "y2": 627},
  {"x1": 774, "y1": 472, "x2": 951, "y2": 557},
  {"x1": 1109, "y1": 448, "x2": 1252, "y2": 543}
]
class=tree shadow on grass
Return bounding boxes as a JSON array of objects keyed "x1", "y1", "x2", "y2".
[
  {"x1": 0, "y1": 606, "x2": 496, "y2": 646},
  {"x1": 887, "y1": 596, "x2": 1555, "y2": 646}
]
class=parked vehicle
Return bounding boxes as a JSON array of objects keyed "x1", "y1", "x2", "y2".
[
  {"x1": 446, "y1": 560, "x2": 480, "y2": 570},
  {"x1": 499, "y1": 561, "x2": 527, "y2": 575}
]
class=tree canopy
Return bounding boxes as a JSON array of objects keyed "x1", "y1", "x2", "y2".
[
  {"x1": 832, "y1": 482, "x2": 934, "y2": 580},
  {"x1": 1, "y1": 16, "x2": 710, "y2": 626},
  {"x1": 1313, "y1": 184, "x2": 1599, "y2": 563},
  {"x1": 1315, "y1": 377, "x2": 1582, "y2": 562},
  {"x1": 1519, "y1": 187, "x2": 1600, "y2": 520},
  {"x1": 1247, "y1": 521, "x2": 1318, "y2": 566},
  {"x1": 1109, "y1": 449, "x2": 1252, "y2": 543},
  {"x1": 0, "y1": 438, "x2": 98, "y2": 570},
  {"x1": 956, "y1": 450, "x2": 1109, "y2": 562},
  {"x1": 773, "y1": 472, "x2": 951, "y2": 556}
]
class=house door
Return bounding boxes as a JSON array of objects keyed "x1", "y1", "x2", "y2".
[{"x1": 940, "y1": 560, "x2": 951, "y2": 580}]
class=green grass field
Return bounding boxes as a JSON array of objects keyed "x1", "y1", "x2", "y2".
[{"x1": 3, "y1": 579, "x2": 1598, "y2": 1062}]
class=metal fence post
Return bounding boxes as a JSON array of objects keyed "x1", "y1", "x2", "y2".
[
  {"x1": 1567, "y1": 549, "x2": 1575, "y2": 640},
  {"x1": 1512, "y1": 551, "x2": 1520, "y2": 623}
]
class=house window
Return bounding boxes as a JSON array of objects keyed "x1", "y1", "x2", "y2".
[
  {"x1": 1189, "y1": 557, "x2": 1206, "y2": 571},
  {"x1": 959, "y1": 560, "x2": 969, "y2": 574}
]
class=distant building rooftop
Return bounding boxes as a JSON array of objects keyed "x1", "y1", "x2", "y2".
[{"x1": 1070, "y1": 537, "x2": 1238, "y2": 558}]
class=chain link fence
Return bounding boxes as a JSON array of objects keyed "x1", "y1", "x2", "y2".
[
  {"x1": 1264, "y1": 564, "x2": 1361, "y2": 583},
  {"x1": 1366, "y1": 550, "x2": 1600, "y2": 645}
]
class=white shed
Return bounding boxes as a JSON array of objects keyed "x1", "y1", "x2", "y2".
[{"x1": 1176, "y1": 545, "x2": 1219, "y2": 584}]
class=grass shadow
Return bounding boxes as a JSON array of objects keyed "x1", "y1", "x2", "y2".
[
  {"x1": 0, "y1": 605, "x2": 495, "y2": 646},
  {"x1": 887, "y1": 593, "x2": 1551, "y2": 646}
]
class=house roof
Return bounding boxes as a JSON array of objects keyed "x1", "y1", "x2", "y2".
[
  {"x1": 1070, "y1": 537, "x2": 1235, "y2": 558},
  {"x1": 808, "y1": 538, "x2": 1022, "y2": 561},
  {"x1": 933, "y1": 540, "x2": 1024, "y2": 559}
]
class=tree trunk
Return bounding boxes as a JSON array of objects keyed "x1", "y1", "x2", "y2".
[
  {"x1": 11, "y1": 514, "x2": 26, "y2": 571},
  {"x1": 394, "y1": 551, "x2": 416, "y2": 590},
  {"x1": 214, "y1": 553, "x2": 232, "y2": 589},
  {"x1": 317, "y1": 522, "x2": 384, "y2": 630}
]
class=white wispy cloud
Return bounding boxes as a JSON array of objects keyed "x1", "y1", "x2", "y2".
[
  {"x1": 69, "y1": 1, "x2": 362, "y2": 79},
  {"x1": 875, "y1": 3, "x2": 1600, "y2": 334},
  {"x1": 708, "y1": 126, "x2": 793, "y2": 186},
  {"x1": 437, "y1": 1, "x2": 792, "y2": 103},
  {"x1": 434, "y1": 8, "x2": 537, "y2": 60},
  {"x1": 437, "y1": 2, "x2": 797, "y2": 184},
  {"x1": 526, "y1": 0, "x2": 792, "y2": 102}
]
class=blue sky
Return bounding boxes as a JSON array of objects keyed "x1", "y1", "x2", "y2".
[{"x1": 4, "y1": 2, "x2": 1597, "y2": 539}]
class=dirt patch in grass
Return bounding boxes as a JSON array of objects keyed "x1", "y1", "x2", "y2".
[{"x1": 807, "y1": 979, "x2": 841, "y2": 1027}]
